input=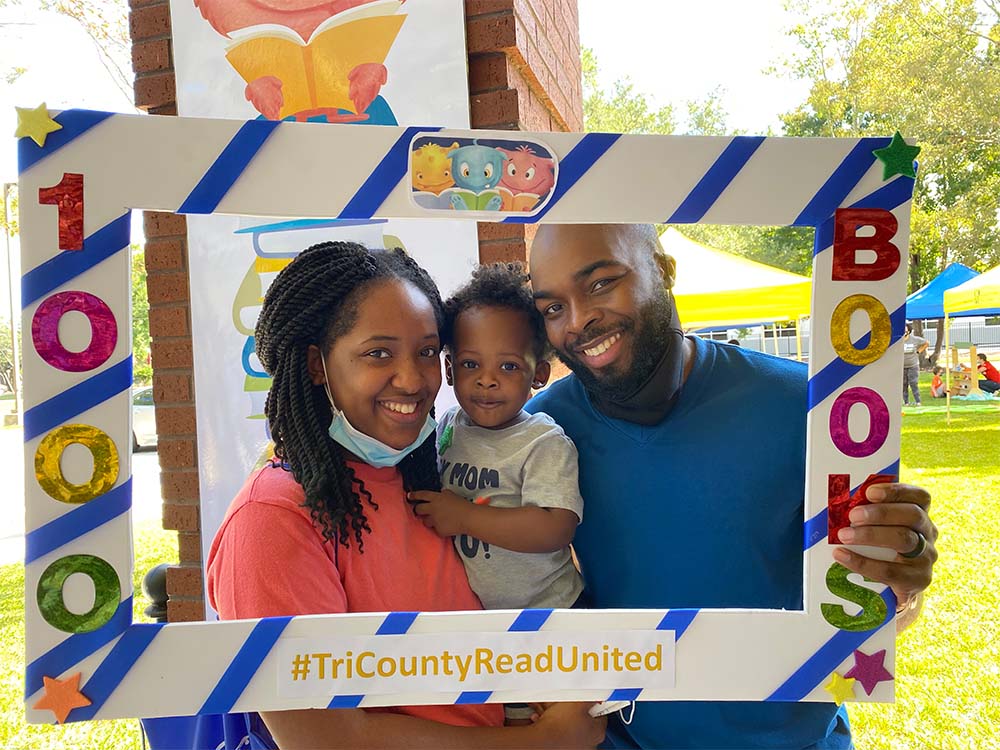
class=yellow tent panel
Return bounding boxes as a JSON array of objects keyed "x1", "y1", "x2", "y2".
[
  {"x1": 661, "y1": 228, "x2": 812, "y2": 329},
  {"x1": 943, "y1": 264, "x2": 1000, "y2": 314}
]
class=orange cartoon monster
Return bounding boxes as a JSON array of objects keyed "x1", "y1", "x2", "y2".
[{"x1": 194, "y1": 0, "x2": 407, "y2": 123}]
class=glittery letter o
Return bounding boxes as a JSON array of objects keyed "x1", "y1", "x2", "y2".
[
  {"x1": 830, "y1": 295, "x2": 892, "y2": 366},
  {"x1": 35, "y1": 425, "x2": 119, "y2": 504},
  {"x1": 37, "y1": 555, "x2": 120, "y2": 633},
  {"x1": 829, "y1": 387, "x2": 890, "y2": 458},
  {"x1": 31, "y1": 291, "x2": 117, "y2": 372}
]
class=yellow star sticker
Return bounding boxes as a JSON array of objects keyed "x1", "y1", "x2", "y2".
[
  {"x1": 32, "y1": 672, "x2": 92, "y2": 724},
  {"x1": 824, "y1": 672, "x2": 856, "y2": 705},
  {"x1": 15, "y1": 103, "x2": 62, "y2": 147}
]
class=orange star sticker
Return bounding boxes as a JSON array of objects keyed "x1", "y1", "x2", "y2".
[{"x1": 32, "y1": 672, "x2": 91, "y2": 724}]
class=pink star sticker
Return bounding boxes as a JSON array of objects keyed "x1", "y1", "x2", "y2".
[{"x1": 844, "y1": 649, "x2": 894, "y2": 696}]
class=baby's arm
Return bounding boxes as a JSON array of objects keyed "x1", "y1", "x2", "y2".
[
  {"x1": 412, "y1": 422, "x2": 583, "y2": 553},
  {"x1": 409, "y1": 490, "x2": 577, "y2": 552}
]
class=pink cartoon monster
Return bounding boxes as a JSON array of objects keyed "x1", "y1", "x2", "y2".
[
  {"x1": 497, "y1": 145, "x2": 556, "y2": 211},
  {"x1": 194, "y1": 0, "x2": 405, "y2": 121}
]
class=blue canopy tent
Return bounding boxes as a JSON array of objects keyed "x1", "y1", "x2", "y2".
[{"x1": 906, "y1": 263, "x2": 1000, "y2": 319}]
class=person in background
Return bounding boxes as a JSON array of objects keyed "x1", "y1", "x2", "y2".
[
  {"x1": 930, "y1": 366, "x2": 947, "y2": 398},
  {"x1": 902, "y1": 323, "x2": 929, "y2": 406},
  {"x1": 977, "y1": 352, "x2": 1000, "y2": 394}
]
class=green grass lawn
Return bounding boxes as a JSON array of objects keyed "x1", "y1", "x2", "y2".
[
  {"x1": 0, "y1": 521, "x2": 176, "y2": 750},
  {"x1": 1, "y1": 407, "x2": 997, "y2": 748},
  {"x1": 848, "y1": 407, "x2": 1000, "y2": 750}
]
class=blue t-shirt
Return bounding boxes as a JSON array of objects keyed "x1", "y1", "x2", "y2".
[{"x1": 527, "y1": 337, "x2": 850, "y2": 750}]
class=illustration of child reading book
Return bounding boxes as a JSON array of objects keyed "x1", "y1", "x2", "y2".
[{"x1": 221, "y1": 0, "x2": 405, "y2": 120}]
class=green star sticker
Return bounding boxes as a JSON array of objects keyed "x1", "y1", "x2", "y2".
[
  {"x1": 438, "y1": 424, "x2": 454, "y2": 455},
  {"x1": 872, "y1": 131, "x2": 920, "y2": 180}
]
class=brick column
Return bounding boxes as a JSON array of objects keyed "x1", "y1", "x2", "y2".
[
  {"x1": 130, "y1": 0, "x2": 204, "y2": 622},
  {"x1": 129, "y1": 0, "x2": 582, "y2": 623},
  {"x1": 466, "y1": 0, "x2": 583, "y2": 264}
]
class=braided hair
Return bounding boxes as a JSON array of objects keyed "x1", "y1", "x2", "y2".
[{"x1": 255, "y1": 241, "x2": 443, "y2": 552}]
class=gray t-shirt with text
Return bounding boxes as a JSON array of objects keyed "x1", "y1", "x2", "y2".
[
  {"x1": 437, "y1": 406, "x2": 584, "y2": 610},
  {"x1": 903, "y1": 334, "x2": 928, "y2": 369}
]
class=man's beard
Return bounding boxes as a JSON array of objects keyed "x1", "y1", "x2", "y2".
[{"x1": 556, "y1": 290, "x2": 676, "y2": 402}]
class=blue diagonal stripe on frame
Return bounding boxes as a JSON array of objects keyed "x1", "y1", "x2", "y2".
[
  {"x1": 656, "y1": 609, "x2": 699, "y2": 639},
  {"x1": 503, "y1": 132, "x2": 621, "y2": 224},
  {"x1": 18, "y1": 109, "x2": 115, "y2": 174},
  {"x1": 23, "y1": 357, "x2": 132, "y2": 442},
  {"x1": 608, "y1": 687, "x2": 643, "y2": 702},
  {"x1": 328, "y1": 694, "x2": 364, "y2": 709},
  {"x1": 25, "y1": 596, "x2": 132, "y2": 698},
  {"x1": 765, "y1": 588, "x2": 896, "y2": 702},
  {"x1": 508, "y1": 609, "x2": 552, "y2": 631},
  {"x1": 455, "y1": 691, "x2": 493, "y2": 704},
  {"x1": 802, "y1": 460, "x2": 901, "y2": 550},
  {"x1": 200, "y1": 617, "x2": 293, "y2": 715},
  {"x1": 793, "y1": 138, "x2": 891, "y2": 227},
  {"x1": 177, "y1": 120, "x2": 281, "y2": 215},
  {"x1": 338, "y1": 126, "x2": 441, "y2": 219},
  {"x1": 26, "y1": 479, "x2": 132, "y2": 564},
  {"x1": 71, "y1": 623, "x2": 164, "y2": 721},
  {"x1": 666, "y1": 136, "x2": 766, "y2": 223},
  {"x1": 375, "y1": 611, "x2": 418, "y2": 635},
  {"x1": 813, "y1": 176, "x2": 916, "y2": 255},
  {"x1": 22, "y1": 213, "x2": 130, "y2": 309},
  {"x1": 807, "y1": 304, "x2": 906, "y2": 411}
]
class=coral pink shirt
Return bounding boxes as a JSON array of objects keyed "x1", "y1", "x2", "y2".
[{"x1": 207, "y1": 460, "x2": 502, "y2": 728}]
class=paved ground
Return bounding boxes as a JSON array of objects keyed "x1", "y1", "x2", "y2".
[{"x1": 0, "y1": 426, "x2": 165, "y2": 565}]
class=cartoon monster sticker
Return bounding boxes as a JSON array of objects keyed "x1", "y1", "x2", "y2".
[
  {"x1": 411, "y1": 142, "x2": 458, "y2": 194},
  {"x1": 447, "y1": 142, "x2": 508, "y2": 211},
  {"x1": 497, "y1": 145, "x2": 556, "y2": 211},
  {"x1": 194, "y1": 0, "x2": 406, "y2": 123}
]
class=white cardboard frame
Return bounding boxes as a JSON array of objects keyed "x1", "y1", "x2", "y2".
[{"x1": 19, "y1": 111, "x2": 913, "y2": 723}]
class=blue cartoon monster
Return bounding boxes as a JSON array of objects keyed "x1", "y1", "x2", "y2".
[{"x1": 447, "y1": 141, "x2": 508, "y2": 211}]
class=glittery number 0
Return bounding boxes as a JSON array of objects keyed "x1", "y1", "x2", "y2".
[
  {"x1": 34, "y1": 424, "x2": 120, "y2": 504},
  {"x1": 37, "y1": 554, "x2": 120, "y2": 633},
  {"x1": 31, "y1": 291, "x2": 117, "y2": 372},
  {"x1": 38, "y1": 172, "x2": 84, "y2": 251}
]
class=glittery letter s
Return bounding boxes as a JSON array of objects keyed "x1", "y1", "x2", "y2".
[{"x1": 821, "y1": 562, "x2": 888, "y2": 632}]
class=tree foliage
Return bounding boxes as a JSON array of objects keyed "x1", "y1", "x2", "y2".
[
  {"x1": 0, "y1": 318, "x2": 17, "y2": 394},
  {"x1": 582, "y1": 47, "x2": 676, "y2": 135},
  {"x1": 0, "y1": 0, "x2": 134, "y2": 103},
  {"x1": 0, "y1": 185, "x2": 17, "y2": 237},
  {"x1": 582, "y1": 49, "x2": 816, "y2": 277},
  {"x1": 131, "y1": 246, "x2": 152, "y2": 385},
  {"x1": 777, "y1": 0, "x2": 1000, "y2": 289}
]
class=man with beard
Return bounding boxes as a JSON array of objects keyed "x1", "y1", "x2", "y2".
[{"x1": 525, "y1": 224, "x2": 938, "y2": 749}]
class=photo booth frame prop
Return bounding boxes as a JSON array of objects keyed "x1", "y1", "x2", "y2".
[{"x1": 19, "y1": 109, "x2": 915, "y2": 723}]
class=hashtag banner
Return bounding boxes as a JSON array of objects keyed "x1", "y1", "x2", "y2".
[{"x1": 20, "y1": 110, "x2": 910, "y2": 722}]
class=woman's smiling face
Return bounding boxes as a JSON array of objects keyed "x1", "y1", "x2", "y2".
[{"x1": 308, "y1": 279, "x2": 442, "y2": 451}]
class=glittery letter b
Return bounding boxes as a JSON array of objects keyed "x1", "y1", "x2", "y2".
[{"x1": 832, "y1": 208, "x2": 900, "y2": 281}]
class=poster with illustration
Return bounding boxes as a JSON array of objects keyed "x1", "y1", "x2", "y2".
[{"x1": 168, "y1": 0, "x2": 477, "y2": 604}]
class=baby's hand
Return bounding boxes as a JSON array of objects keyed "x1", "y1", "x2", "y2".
[{"x1": 407, "y1": 490, "x2": 471, "y2": 537}]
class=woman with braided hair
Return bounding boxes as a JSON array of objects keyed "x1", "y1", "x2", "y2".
[{"x1": 206, "y1": 242, "x2": 604, "y2": 749}]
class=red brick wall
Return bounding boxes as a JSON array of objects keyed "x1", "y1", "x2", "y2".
[{"x1": 129, "y1": 0, "x2": 582, "y2": 622}]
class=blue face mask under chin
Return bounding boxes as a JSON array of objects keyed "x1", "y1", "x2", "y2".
[{"x1": 320, "y1": 357, "x2": 436, "y2": 468}]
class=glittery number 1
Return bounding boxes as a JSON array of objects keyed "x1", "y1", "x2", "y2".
[{"x1": 38, "y1": 172, "x2": 84, "y2": 251}]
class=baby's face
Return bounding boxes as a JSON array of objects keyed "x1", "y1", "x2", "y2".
[{"x1": 448, "y1": 306, "x2": 542, "y2": 430}]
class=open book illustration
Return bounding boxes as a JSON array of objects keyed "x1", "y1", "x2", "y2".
[{"x1": 225, "y1": 0, "x2": 405, "y2": 117}]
